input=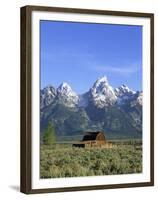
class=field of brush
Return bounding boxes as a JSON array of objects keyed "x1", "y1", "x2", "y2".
[{"x1": 40, "y1": 140, "x2": 142, "y2": 178}]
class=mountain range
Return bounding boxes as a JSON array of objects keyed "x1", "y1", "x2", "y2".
[{"x1": 40, "y1": 76, "x2": 142, "y2": 140}]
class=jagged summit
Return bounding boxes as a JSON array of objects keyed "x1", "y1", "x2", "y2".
[
  {"x1": 114, "y1": 84, "x2": 136, "y2": 105},
  {"x1": 90, "y1": 76, "x2": 117, "y2": 108},
  {"x1": 120, "y1": 84, "x2": 130, "y2": 92},
  {"x1": 40, "y1": 76, "x2": 142, "y2": 138},
  {"x1": 95, "y1": 76, "x2": 108, "y2": 83},
  {"x1": 56, "y1": 82, "x2": 79, "y2": 107},
  {"x1": 40, "y1": 76, "x2": 141, "y2": 109},
  {"x1": 115, "y1": 84, "x2": 136, "y2": 96},
  {"x1": 57, "y1": 82, "x2": 73, "y2": 95},
  {"x1": 92, "y1": 76, "x2": 108, "y2": 91}
]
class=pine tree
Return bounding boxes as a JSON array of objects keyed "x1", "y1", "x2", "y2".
[{"x1": 43, "y1": 122, "x2": 56, "y2": 145}]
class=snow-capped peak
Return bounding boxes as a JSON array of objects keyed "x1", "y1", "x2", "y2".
[
  {"x1": 120, "y1": 84, "x2": 130, "y2": 92},
  {"x1": 40, "y1": 85, "x2": 56, "y2": 109},
  {"x1": 57, "y1": 82, "x2": 79, "y2": 107},
  {"x1": 115, "y1": 85, "x2": 136, "y2": 105},
  {"x1": 57, "y1": 82, "x2": 73, "y2": 95},
  {"x1": 40, "y1": 77, "x2": 141, "y2": 109},
  {"x1": 92, "y1": 76, "x2": 110, "y2": 92},
  {"x1": 115, "y1": 85, "x2": 136, "y2": 97},
  {"x1": 93, "y1": 76, "x2": 109, "y2": 88},
  {"x1": 96, "y1": 76, "x2": 108, "y2": 83},
  {"x1": 90, "y1": 76, "x2": 117, "y2": 108}
]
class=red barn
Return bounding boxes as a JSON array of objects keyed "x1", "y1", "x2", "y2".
[{"x1": 73, "y1": 131, "x2": 112, "y2": 148}]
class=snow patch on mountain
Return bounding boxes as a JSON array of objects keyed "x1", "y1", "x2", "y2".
[
  {"x1": 90, "y1": 76, "x2": 117, "y2": 108},
  {"x1": 130, "y1": 92, "x2": 142, "y2": 107},
  {"x1": 40, "y1": 85, "x2": 56, "y2": 109},
  {"x1": 57, "y1": 82, "x2": 79, "y2": 107},
  {"x1": 40, "y1": 76, "x2": 142, "y2": 110},
  {"x1": 115, "y1": 85, "x2": 136, "y2": 105},
  {"x1": 115, "y1": 84, "x2": 136, "y2": 96}
]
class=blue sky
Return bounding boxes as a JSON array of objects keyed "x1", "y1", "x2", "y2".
[{"x1": 40, "y1": 20, "x2": 142, "y2": 94}]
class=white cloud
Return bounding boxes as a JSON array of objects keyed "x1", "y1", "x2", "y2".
[{"x1": 92, "y1": 63, "x2": 141, "y2": 76}]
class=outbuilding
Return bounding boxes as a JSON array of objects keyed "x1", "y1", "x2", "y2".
[{"x1": 73, "y1": 131, "x2": 112, "y2": 148}]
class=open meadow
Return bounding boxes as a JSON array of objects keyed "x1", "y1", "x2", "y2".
[{"x1": 40, "y1": 140, "x2": 142, "y2": 178}]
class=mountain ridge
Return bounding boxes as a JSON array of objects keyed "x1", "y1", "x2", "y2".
[
  {"x1": 40, "y1": 76, "x2": 142, "y2": 139},
  {"x1": 41, "y1": 76, "x2": 142, "y2": 109}
]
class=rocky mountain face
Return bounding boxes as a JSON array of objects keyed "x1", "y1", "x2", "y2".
[
  {"x1": 40, "y1": 86, "x2": 56, "y2": 109},
  {"x1": 40, "y1": 76, "x2": 142, "y2": 139},
  {"x1": 56, "y1": 82, "x2": 79, "y2": 107},
  {"x1": 89, "y1": 76, "x2": 117, "y2": 108}
]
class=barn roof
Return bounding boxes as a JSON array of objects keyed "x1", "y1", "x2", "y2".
[{"x1": 82, "y1": 131, "x2": 104, "y2": 141}]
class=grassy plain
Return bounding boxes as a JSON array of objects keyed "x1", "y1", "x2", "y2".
[{"x1": 40, "y1": 140, "x2": 142, "y2": 178}]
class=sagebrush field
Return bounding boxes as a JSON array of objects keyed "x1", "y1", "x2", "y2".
[{"x1": 40, "y1": 141, "x2": 142, "y2": 178}]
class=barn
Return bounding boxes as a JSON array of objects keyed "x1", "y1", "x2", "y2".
[{"x1": 73, "y1": 131, "x2": 112, "y2": 148}]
